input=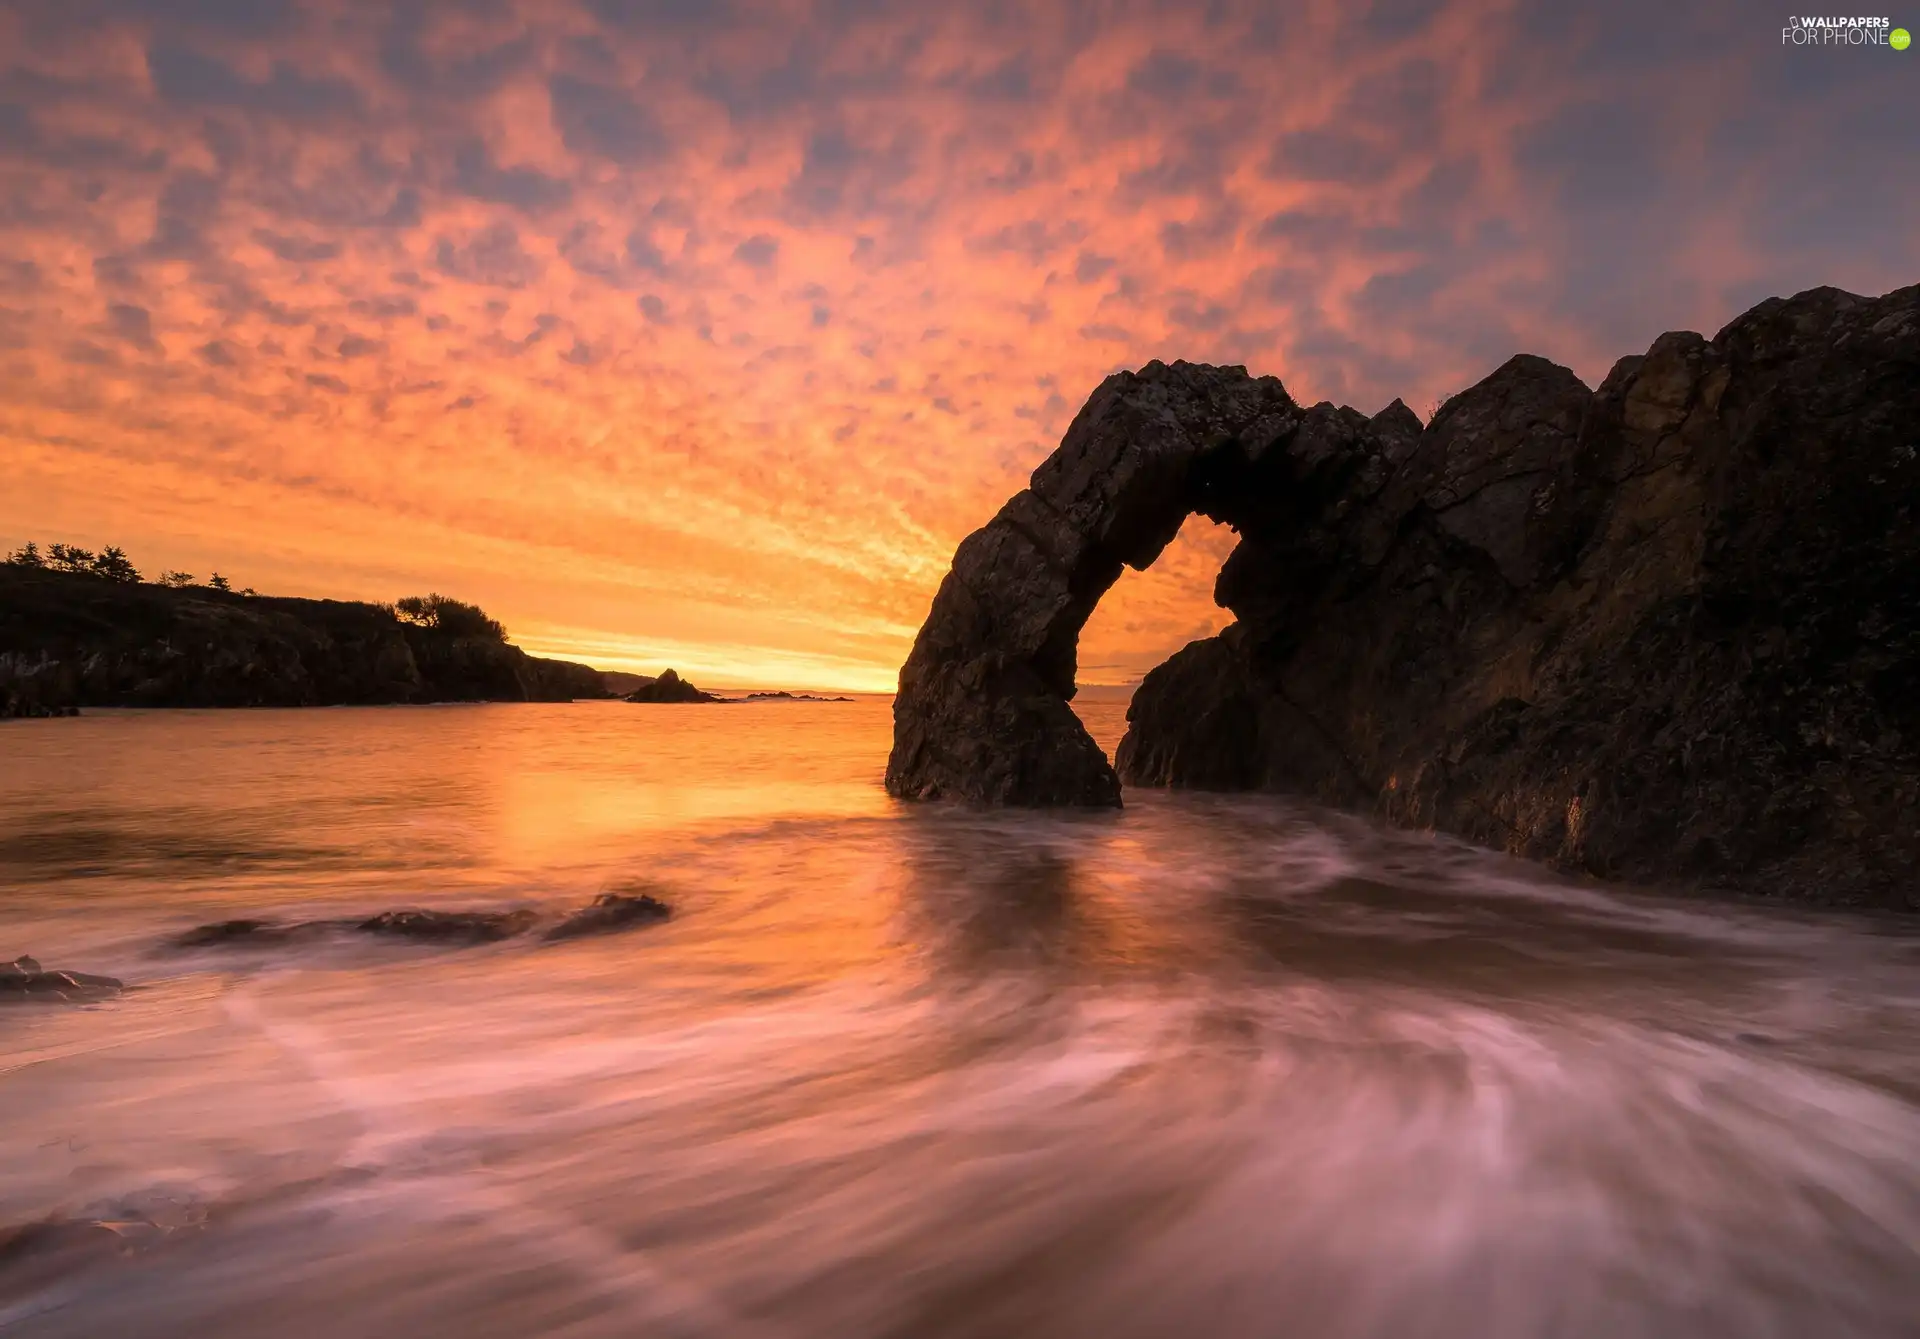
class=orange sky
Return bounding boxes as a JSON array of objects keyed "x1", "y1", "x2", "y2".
[{"x1": 2, "y1": 0, "x2": 1913, "y2": 689}]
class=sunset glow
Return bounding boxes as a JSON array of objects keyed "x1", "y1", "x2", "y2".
[{"x1": 2, "y1": 0, "x2": 1911, "y2": 689}]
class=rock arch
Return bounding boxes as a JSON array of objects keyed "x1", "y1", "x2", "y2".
[
  {"x1": 885, "y1": 283, "x2": 1920, "y2": 912},
  {"x1": 883, "y1": 359, "x2": 1424, "y2": 806}
]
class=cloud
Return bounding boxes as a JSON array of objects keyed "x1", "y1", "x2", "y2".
[
  {"x1": 549, "y1": 74, "x2": 670, "y2": 164},
  {"x1": 434, "y1": 223, "x2": 543, "y2": 287},
  {"x1": 108, "y1": 0, "x2": 299, "y2": 35},
  {"x1": 105, "y1": 302, "x2": 157, "y2": 349},
  {"x1": 732, "y1": 234, "x2": 779, "y2": 269},
  {"x1": 1073, "y1": 252, "x2": 1115, "y2": 283},
  {"x1": 450, "y1": 141, "x2": 573, "y2": 212},
  {"x1": 1125, "y1": 50, "x2": 1240, "y2": 100},
  {"x1": 254, "y1": 229, "x2": 340, "y2": 262},
  {"x1": 963, "y1": 54, "x2": 1035, "y2": 103},
  {"x1": 1266, "y1": 128, "x2": 1396, "y2": 185},
  {"x1": 146, "y1": 42, "x2": 362, "y2": 118},
  {"x1": 1363, "y1": 0, "x2": 1447, "y2": 39},
  {"x1": 583, "y1": 0, "x2": 734, "y2": 30}
]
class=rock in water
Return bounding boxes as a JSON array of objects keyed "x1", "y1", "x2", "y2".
[
  {"x1": 353, "y1": 909, "x2": 538, "y2": 943},
  {"x1": 2, "y1": 955, "x2": 123, "y2": 1002},
  {"x1": 170, "y1": 918, "x2": 324, "y2": 948},
  {"x1": 624, "y1": 668, "x2": 720, "y2": 703},
  {"x1": 890, "y1": 283, "x2": 1920, "y2": 908},
  {"x1": 887, "y1": 360, "x2": 1302, "y2": 805},
  {"x1": 543, "y1": 892, "x2": 672, "y2": 940}
]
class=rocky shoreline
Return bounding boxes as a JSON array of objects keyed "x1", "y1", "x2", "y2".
[
  {"x1": 0, "y1": 567, "x2": 610, "y2": 711},
  {"x1": 887, "y1": 283, "x2": 1920, "y2": 910}
]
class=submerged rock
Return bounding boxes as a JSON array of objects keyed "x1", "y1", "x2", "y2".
[
  {"x1": 891, "y1": 282, "x2": 1920, "y2": 908},
  {"x1": 171, "y1": 894, "x2": 678, "y2": 954},
  {"x1": 352, "y1": 909, "x2": 538, "y2": 943},
  {"x1": 170, "y1": 918, "x2": 325, "y2": 949},
  {"x1": 543, "y1": 891, "x2": 672, "y2": 940},
  {"x1": 1, "y1": 955, "x2": 123, "y2": 1002},
  {"x1": 173, "y1": 908, "x2": 539, "y2": 949},
  {"x1": 623, "y1": 668, "x2": 720, "y2": 703},
  {"x1": 0, "y1": 1187, "x2": 210, "y2": 1294}
]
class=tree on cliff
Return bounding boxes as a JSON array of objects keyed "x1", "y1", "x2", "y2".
[
  {"x1": 4, "y1": 541, "x2": 45, "y2": 567},
  {"x1": 45, "y1": 544, "x2": 95, "y2": 573},
  {"x1": 90, "y1": 546, "x2": 141, "y2": 583},
  {"x1": 393, "y1": 593, "x2": 508, "y2": 641}
]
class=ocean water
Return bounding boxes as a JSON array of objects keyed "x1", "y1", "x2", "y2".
[{"x1": 1, "y1": 697, "x2": 1917, "y2": 1338}]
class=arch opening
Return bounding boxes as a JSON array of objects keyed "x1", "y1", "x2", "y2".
[
  {"x1": 1069, "y1": 514, "x2": 1237, "y2": 761},
  {"x1": 883, "y1": 359, "x2": 1328, "y2": 807}
]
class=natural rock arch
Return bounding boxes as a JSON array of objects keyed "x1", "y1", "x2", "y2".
[
  {"x1": 886, "y1": 284, "x2": 1920, "y2": 912},
  {"x1": 883, "y1": 359, "x2": 1423, "y2": 806}
]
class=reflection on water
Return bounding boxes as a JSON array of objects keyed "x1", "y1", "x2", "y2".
[{"x1": 1, "y1": 701, "x2": 1917, "y2": 1338}]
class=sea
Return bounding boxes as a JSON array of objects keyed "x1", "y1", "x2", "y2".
[{"x1": 1, "y1": 694, "x2": 1917, "y2": 1338}]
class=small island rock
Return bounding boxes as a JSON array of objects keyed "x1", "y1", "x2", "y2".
[{"x1": 624, "y1": 668, "x2": 720, "y2": 703}]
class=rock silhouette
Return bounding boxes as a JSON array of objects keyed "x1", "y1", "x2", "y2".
[
  {"x1": 623, "y1": 668, "x2": 719, "y2": 703},
  {"x1": 888, "y1": 283, "x2": 1920, "y2": 908},
  {"x1": 0, "y1": 569, "x2": 610, "y2": 711}
]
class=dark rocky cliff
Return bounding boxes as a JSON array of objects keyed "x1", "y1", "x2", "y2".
[
  {"x1": 0, "y1": 567, "x2": 609, "y2": 712},
  {"x1": 887, "y1": 283, "x2": 1920, "y2": 909}
]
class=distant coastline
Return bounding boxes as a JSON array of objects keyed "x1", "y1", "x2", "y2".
[
  {"x1": 1, "y1": 552, "x2": 617, "y2": 716},
  {"x1": 616, "y1": 666, "x2": 853, "y2": 704}
]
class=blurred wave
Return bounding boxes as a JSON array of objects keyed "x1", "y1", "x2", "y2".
[{"x1": 1, "y1": 703, "x2": 1916, "y2": 1337}]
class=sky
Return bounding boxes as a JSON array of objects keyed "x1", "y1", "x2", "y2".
[{"x1": 1, "y1": 0, "x2": 1914, "y2": 690}]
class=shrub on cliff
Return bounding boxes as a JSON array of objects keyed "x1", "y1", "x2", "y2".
[{"x1": 392, "y1": 593, "x2": 507, "y2": 641}]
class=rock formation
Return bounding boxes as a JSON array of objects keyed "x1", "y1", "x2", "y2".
[
  {"x1": 887, "y1": 361, "x2": 1303, "y2": 804},
  {"x1": 169, "y1": 896, "x2": 674, "y2": 950},
  {"x1": 543, "y1": 891, "x2": 672, "y2": 940},
  {"x1": 888, "y1": 283, "x2": 1920, "y2": 908},
  {"x1": 354, "y1": 909, "x2": 539, "y2": 943},
  {"x1": 623, "y1": 668, "x2": 720, "y2": 703},
  {"x1": 0, "y1": 568, "x2": 612, "y2": 710},
  {"x1": 2, "y1": 955, "x2": 122, "y2": 1003}
]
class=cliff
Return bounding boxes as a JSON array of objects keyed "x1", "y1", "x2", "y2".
[
  {"x1": 0, "y1": 567, "x2": 610, "y2": 712},
  {"x1": 887, "y1": 283, "x2": 1920, "y2": 909}
]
